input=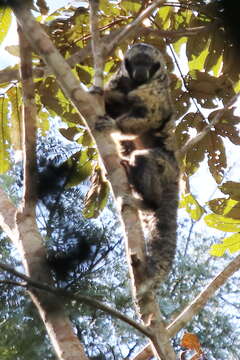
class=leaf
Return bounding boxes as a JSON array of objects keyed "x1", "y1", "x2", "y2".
[
  {"x1": 208, "y1": 198, "x2": 240, "y2": 219},
  {"x1": 36, "y1": 77, "x2": 63, "y2": 117},
  {"x1": 156, "y1": 6, "x2": 172, "y2": 30},
  {"x1": 181, "y1": 333, "x2": 201, "y2": 352},
  {"x1": 37, "y1": 111, "x2": 49, "y2": 136},
  {"x1": 6, "y1": 86, "x2": 22, "y2": 150},
  {"x1": 173, "y1": 36, "x2": 187, "y2": 55},
  {"x1": 83, "y1": 167, "x2": 109, "y2": 218},
  {"x1": 184, "y1": 136, "x2": 206, "y2": 176},
  {"x1": 219, "y1": 181, "x2": 240, "y2": 201},
  {"x1": 210, "y1": 233, "x2": 240, "y2": 256},
  {"x1": 211, "y1": 109, "x2": 240, "y2": 145},
  {"x1": 204, "y1": 29, "x2": 224, "y2": 75},
  {"x1": 205, "y1": 214, "x2": 240, "y2": 232},
  {"x1": 76, "y1": 65, "x2": 92, "y2": 85},
  {"x1": 120, "y1": 1, "x2": 141, "y2": 13},
  {"x1": 189, "y1": 41, "x2": 210, "y2": 72},
  {"x1": 206, "y1": 131, "x2": 226, "y2": 184},
  {"x1": 0, "y1": 7, "x2": 12, "y2": 45},
  {"x1": 180, "y1": 193, "x2": 205, "y2": 221},
  {"x1": 64, "y1": 149, "x2": 96, "y2": 188},
  {"x1": 0, "y1": 96, "x2": 11, "y2": 173},
  {"x1": 5, "y1": 45, "x2": 20, "y2": 57},
  {"x1": 59, "y1": 127, "x2": 80, "y2": 141},
  {"x1": 79, "y1": 130, "x2": 93, "y2": 147}
]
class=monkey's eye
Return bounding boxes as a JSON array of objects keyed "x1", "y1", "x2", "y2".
[
  {"x1": 124, "y1": 58, "x2": 133, "y2": 77},
  {"x1": 150, "y1": 62, "x2": 160, "y2": 78}
]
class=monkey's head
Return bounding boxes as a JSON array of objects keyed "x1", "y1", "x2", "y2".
[{"x1": 123, "y1": 43, "x2": 166, "y2": 86}]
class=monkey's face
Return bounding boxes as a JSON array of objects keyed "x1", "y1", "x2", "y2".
[{"x1": 123, "y1": 43, "x2": 165, "y2": 86}]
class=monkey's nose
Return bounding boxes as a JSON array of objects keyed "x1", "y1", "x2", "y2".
[{"x1": 132, "y1": 69, "x2": 149, "y2": 85}]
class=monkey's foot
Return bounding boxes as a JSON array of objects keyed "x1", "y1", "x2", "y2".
[
  {"x1": 95, "y1": 115, "x2": 117, "y2": 132},
  {"x1": 89, "y1": 86, "x2": 104, "y2": 96}
]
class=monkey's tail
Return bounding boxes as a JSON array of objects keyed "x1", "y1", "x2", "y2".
[{"x1": 146, "y1": 184, "x2": 178, "y2": 288}]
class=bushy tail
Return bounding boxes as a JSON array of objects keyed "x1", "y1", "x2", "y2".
[{"x1": 146, "y1": 181, "x2": 178, "y2": 287}]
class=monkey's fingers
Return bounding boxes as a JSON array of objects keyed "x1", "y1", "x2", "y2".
[{"x1": 95, "y1": 115, "x2": 117, "y2": 132}]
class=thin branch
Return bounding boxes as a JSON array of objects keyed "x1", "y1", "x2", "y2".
[
  {"x1": 0, "y1": 261, "x2": 151, "y2": 338},
  {"x1": 132, "y1": 254, "x2": 240, "y2": 360},
  {"x1": 105, "y1": 0, "x2": 166, "y2": 54},
  {"x1": 167, "y1": 253, "x2": 240, "y2": 336},
  {"x1": 0, "y1": 23, "x2": 209, "y2": 86},
  {"x1": 89, "y1": 0, "x2": 104, "y2": 89}
]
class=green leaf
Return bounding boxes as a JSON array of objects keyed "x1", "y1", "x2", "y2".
[
  {"x1": 156, "y1": 6, "x2": 172, "y2": 30},
  {"x1": 233, "y1": 80, "x2": 240, "y2": 94},
  {"x1": 210, "y1": 233, "x2": 240, "y2": 256},
  {"x1": 180, "y1": 193, "x2": 205, "y2": 221},
  {"x1": 76, "y1": 65, "x2": 92, "y2": 85},
  {"x1": 37, "y1": 111, "x2": 49, "y2": 136},
  {"x1": 83, "y1": 166, "x2": 109, "y2": 218},
  {"x1": 189, "y1": 42, "x2": 210, "y2": 71},
  {"x1": 0, "y1": 8, "x2": 12, "y2": 45},
  {"x1": 64, "y1": 149, "x2": 96, "y2": 188},
  {"x1": 120, "y1": 1, "x2": 141, "y2": 13},
  {"x1": 173, "y1": 37, "x2": 187, "y2": 55},
  {"x1": 0, "y1": 96, "x2": 11, "y2": 173},
  {"x1": 7, "y1": 86, "x2": 22, "y2": 150},
  {"x1": 205, "y1": 214, "x2": 240, "y2": 232},
  {"x1": 79, "y1": 130, "x2": 93, "y2": 147}
]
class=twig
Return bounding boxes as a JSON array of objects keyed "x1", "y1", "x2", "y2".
[
  {"x1": 0, "y1": 24, "x2": 209, "y2": 85},
  {"x1": 132, "y1": 253, "x2": 240, "y2": 360},
  {"x1": 106, "y1": 0, "x2": 166, "y2": 54},
  {"x1": 167, "y1": 253, "x2": 240, "y2": 336},
  {"x1": 89, "y1": 0, "x2": 104, "y2": 89},
  {"x1": 0, "y1": 261, "x2": 151, "y2": 338}
]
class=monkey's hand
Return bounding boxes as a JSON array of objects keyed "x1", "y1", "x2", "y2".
[{"x1": 95, "y1": 115, "x2": 118, "y2": 132}]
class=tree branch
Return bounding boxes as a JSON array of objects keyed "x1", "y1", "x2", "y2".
[
  {"x1": 0, "y1": 187, "x2": 17, "y2": 243},
  {"x1": 167, "y1": 253, "x2": 240, "y2": 336},
  {"x1": 0, "y1": 261, "x2": 151, "y2": 338},
  {"x1": 0, "y1": 23, "x2": 209, "y2": 85},
  {"x1": 132, "y1": 253, "x2": 240, "y2": 360},
  {"x1": 106, "y1": 0, "x2": 166, "y2": 54}
]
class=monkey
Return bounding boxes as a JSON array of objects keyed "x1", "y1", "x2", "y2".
[
  {"x1": 121, "y1": 148, "x2": 179, "y2": 288},
  {"x1": 96, "y1": 43, "x2": 179, "y2": 288},
  {"x1": 102, "y1": 43, "x2": 176, "y2": 156}
]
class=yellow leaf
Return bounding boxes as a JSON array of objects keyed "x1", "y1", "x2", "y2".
[{"x1": 210, "y1": 233, "x2": 240, "y2": 256}]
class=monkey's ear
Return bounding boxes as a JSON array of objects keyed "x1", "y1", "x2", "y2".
[{"x1": 0, "y1": 0, "x2": 33, "y2": 8}]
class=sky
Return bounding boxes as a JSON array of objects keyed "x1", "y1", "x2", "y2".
[{"x1": 0, "y1": 0, "x2": 79, "y2": 69}]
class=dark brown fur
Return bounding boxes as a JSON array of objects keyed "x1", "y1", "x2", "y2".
[{"x1": 100, "y1": 43, "x2": 179, "y2": 287}]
